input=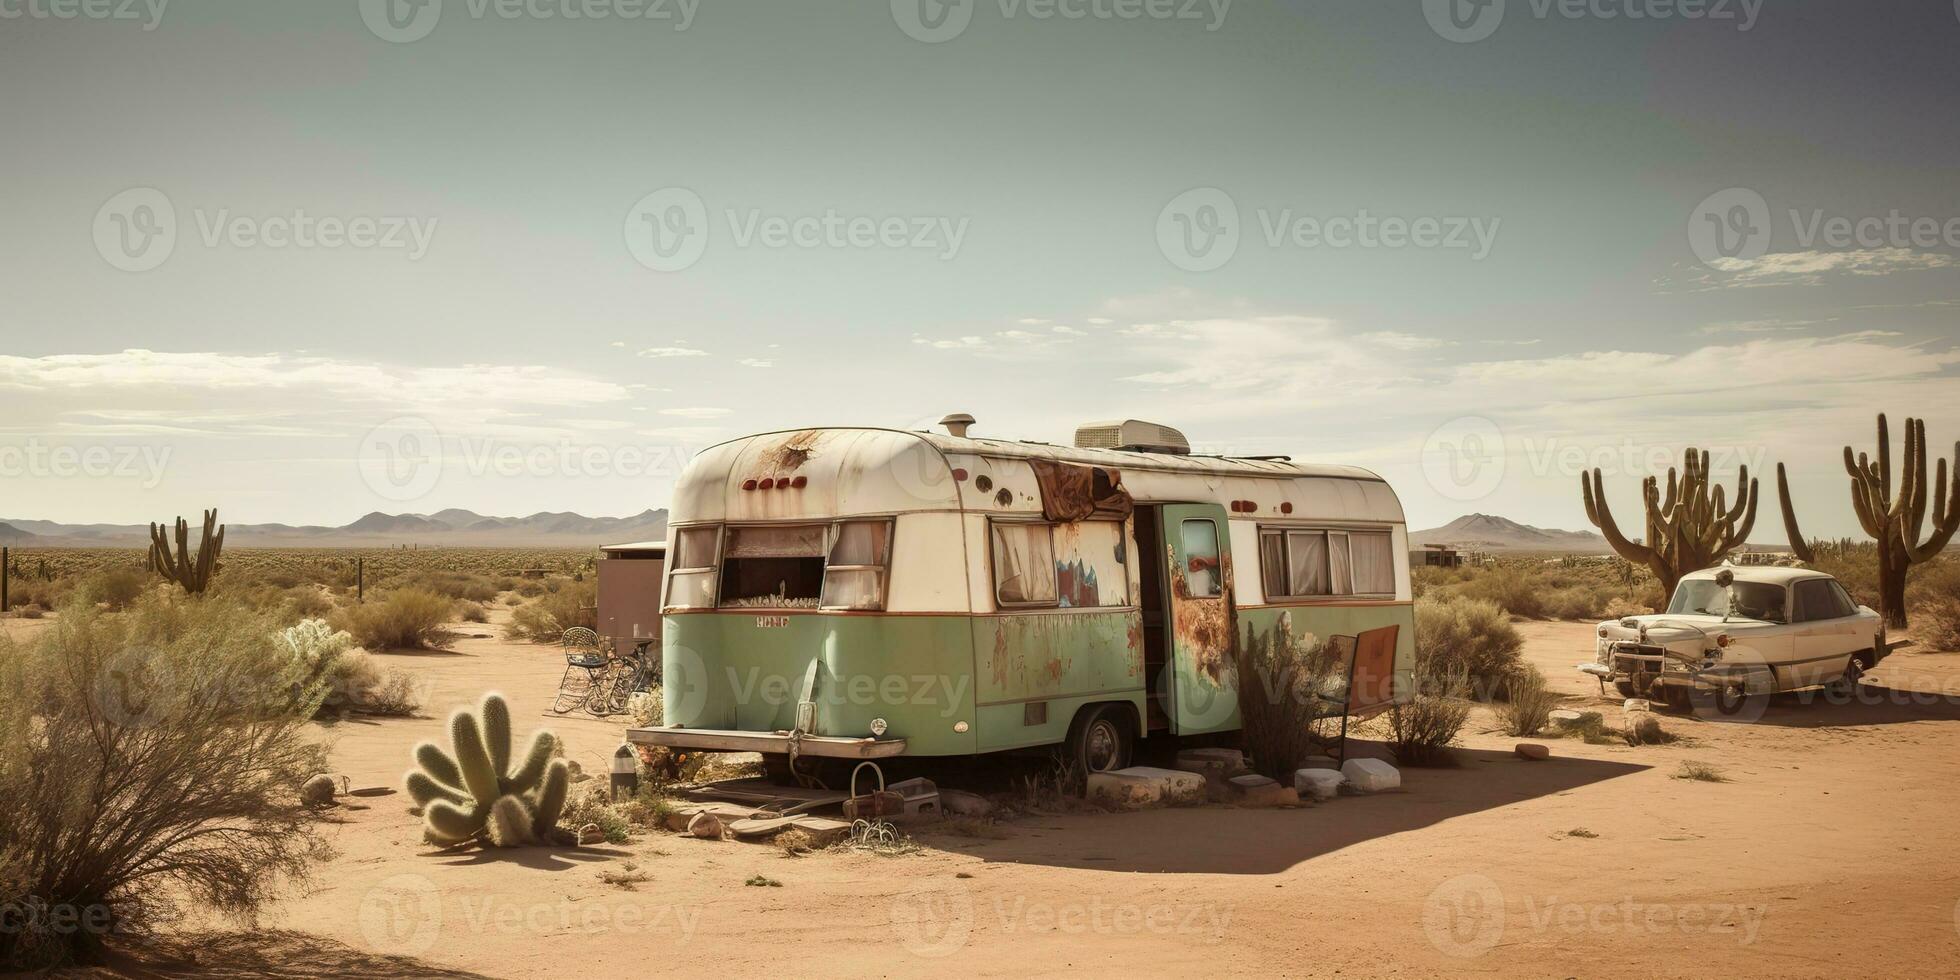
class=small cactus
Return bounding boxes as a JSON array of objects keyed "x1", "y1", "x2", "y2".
[{"x1": 404, "y1": 693, "x2": 570, "y2": 847}]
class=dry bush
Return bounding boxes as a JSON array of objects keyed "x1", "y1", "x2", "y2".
[
  {"x1": 330, "y1": 588, "x2": 456, "y2": 650},
  {"x1": 77, "y1": 567, "x2": 148, "y2": 610},
  {"x1": 1234, "y1": 618, "x2": 1342, "y2": 779},
  {"x1": 0, "y1": 593, "x2": 329, "y2": 969},
  {"x1": 1915, "y1": 596, "x2": 1960, "y2": 653},
  {"x1": 504, "y1": 578, "x2": 597, "y2": 643},
  {"x1": 1385, "y1": 668, "x2": 1472, "y2": 767},
  {"x1": 1415, "y1": 595, "x2": 1523, "y2": 697},
  {"x1": 1495, "y1": 666, "x2": 1558, "y2": 737},
  {"x1": 1455, "y1": 567, "x2": 1546, "y2": 618},
  {"x1": 387, "y1": 569, "x2": 502, "y2": 604},
  {"x1": 273, "y1": 620, "x2": 421, "y2": 718},
  {"x1": 457, "y1": 600, "x2": 488, "y2": 624}
]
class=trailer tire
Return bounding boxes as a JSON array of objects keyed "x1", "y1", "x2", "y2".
[{"x1": 1065, "y1": 703, "x2": 1134, "y2": 779}]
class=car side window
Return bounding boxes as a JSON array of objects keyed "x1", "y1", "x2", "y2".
[
  {"x1": 1828, "y1": 581, "x2": 1859, "y2": 618},
  {"x1": 1793, "y1": 580, "x2": 1840, "y2": 623}
]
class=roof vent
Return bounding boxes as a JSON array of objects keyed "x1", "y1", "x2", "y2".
[
  {"x1": 1073, "y1": 419, "x2": 1191, "y2": 455},
  {"x1": 939, "y1": 413, "x2": 975, "y2": 438}
]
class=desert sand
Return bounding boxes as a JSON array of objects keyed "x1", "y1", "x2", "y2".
[{"x1": 21, "y1": 610, "x2": 1960, "y2": 979}]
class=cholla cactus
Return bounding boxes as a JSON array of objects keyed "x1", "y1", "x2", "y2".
[{"x1": 404, "y1": 693, "x2": 570, "y2": 847}]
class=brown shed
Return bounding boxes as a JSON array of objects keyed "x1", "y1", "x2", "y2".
[{"x1": 597, "y1": 539, "x2": 666, "y2": 652}]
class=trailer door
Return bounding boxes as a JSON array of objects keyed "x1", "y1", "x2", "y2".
[{"x1": 1159, "y1": 502, "x2": 1239, "y2": 735}]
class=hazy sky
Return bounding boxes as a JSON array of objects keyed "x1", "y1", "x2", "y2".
[{"x1": 2, "y1": 0, "x2": 1957, "y2": 537}]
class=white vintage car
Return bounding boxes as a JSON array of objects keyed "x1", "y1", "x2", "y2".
[{"x1": 1579, "y1": 566, "x2": 1886, "y2": 714}]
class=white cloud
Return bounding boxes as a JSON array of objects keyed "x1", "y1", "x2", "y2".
[
  {"x1": 658, "y1": 407, "x2": 733, "y2": 419},
  {"x1": 637, "y1": 346, "x2": 708, "y2": 358},
  {"x1": 1704, "y1": 248, "x2": 1957, "y2": 287},
  {"x1": 739, "y1": 358, "x2": 774, "y2": 368},
  {"x1": 1357, "y1": 331, "x2": 1451, "y2": 351}
]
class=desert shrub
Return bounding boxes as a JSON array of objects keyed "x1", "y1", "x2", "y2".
[
  {"x1": 390, "y1": 569, "x2": 500, "y2": 603},
  {"x1": 1455, "y1": 567, "x2": 1545, "y2": 618},
  {"x1": 1234, "y1": 619, "x2": 1342, "y2": 779},
  {"x1": 628, "y1": 687, "x2": 665, "y2": 728},
  {"x1": 1495, "y1": 667, "x2": 1558, "y2": 737},
  {"x1": 6, "y1": 576, "x2": 72, "y2": 612},
  {"x1": 1542, "y1": 585, "x2": 1615, "y2": 621},
  {"x1": 1912, "y1": 595, "x2": 1960, "y2": 653},
  {"x1": 1416, "y1": 595, "x2": 1523, "y2": 697},
  {"x1": 330, "y1": 588, "x2": 456, "y2": 651},
  {"x1": 280, "y1": 586, "x2": 334, "y2": 621},
  {"x1": 457, "y1": 600, "x2": 488, "y2": 624},
  {"x1": 1385, "y1": 668, "x2": 1472, "y2": 767},
  {"x1": 0, "y1": 593, "x2": 328, "y2": 969},
  {"x1": 77, "y1": 567, "x2": 148, "y2": 610},
  {"x1": 273, "y1": 618, "x2": 419, "y2": 717},
  {"x1": 1601, "y1": 595, "x2": 1653, "y2": 619},
  {"x1": 505, "y1": 578, "x2": 597, "y2": 643}
]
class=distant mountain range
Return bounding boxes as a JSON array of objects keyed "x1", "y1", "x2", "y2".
[
  {"x1": 1410, "y1": 514, "x2": 1610, "y2": 552},
  {"x1": 0, "y1": 509, "x2": 668, "y2": 549}
]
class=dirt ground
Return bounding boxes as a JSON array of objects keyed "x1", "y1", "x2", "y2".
[{"x1": 19, "y1": 610, "x2": 1960, "y2": 979}]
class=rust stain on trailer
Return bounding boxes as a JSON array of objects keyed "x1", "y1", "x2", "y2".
[
  {"x1": 759, "y1": 430, "x2": 822, "y2": 473},
  {"x1": 1170, "y1": 550, "x2": 1234, "y2": 686}
]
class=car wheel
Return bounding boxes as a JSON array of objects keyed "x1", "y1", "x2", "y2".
[
  {"x1": 1066, "y1": 703, "x2": 1133, "y2": 779},
  {"x1": 1829, "y1": 652, "x2": 1874, "y2": 699},
  {"x1": 1714, "y1": 684, "x2": 1748, "y2": 716},
  {"x1": 1614, "y1": 680, "x2": 1639, "y2": 700}
]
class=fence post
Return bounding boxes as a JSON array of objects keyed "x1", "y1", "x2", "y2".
[
  {"x1": 2, "y1": 546, "x2": 8, "y2": 613},
  {"x1": 357, "y1": 557, "x2": 365, "y2": 603}
]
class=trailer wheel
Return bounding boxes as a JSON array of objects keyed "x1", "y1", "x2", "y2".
[
  {"x1": 1613, "y1": 680, "x2": 1639, "y2": 700},
  {"x1": 1065, "y1": 703, "x2": 1133, "y2": 778}
]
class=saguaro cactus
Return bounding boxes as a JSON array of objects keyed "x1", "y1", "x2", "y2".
[
  {"x1": 1784, "y1": 415, "x2": 1959, "y2": 629},
  {"x1": 404, "y1": 693, "x2": 570, "y2": 847},
  {"x1": 149, "y1": 508, "x2": 225, "y2": 595},
  {"x1": 1581, "y1": 449, "x2": 1759, "y2": 602}
]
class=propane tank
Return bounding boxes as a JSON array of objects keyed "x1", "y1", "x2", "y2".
[{"x1": 610, "y1": 743, "x2": 639, "y2": 802}]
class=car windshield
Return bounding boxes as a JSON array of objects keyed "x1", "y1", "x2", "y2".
[{"x1": 1668, "y1": 579, "x2": 1786, "y2": 623}]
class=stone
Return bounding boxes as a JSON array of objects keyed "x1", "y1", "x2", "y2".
[
  {"x1": 576, "y1": 822, "x2": 606, "y2": 845},
  {"x1": 1623, "y1": 698, "x2": 1652, "y2": 714},
  {"x1": 1548, "y1": 709, "x2": 1585, "y2": 728},
  {"x1": 300, "y1": 774, "x2": 338, "y2": 806},
  {"x1": 687, "y1": 810, "x2": 727, "y2": 840},
  {"x1": 1228, "y1": 773, "x2": 1299, "y2": 807},
  {"x1": 939, "y1": 789, "x2": 993, "y2": 819},
  {"x1": 1514, "y1": 743, "x2": 1551, "y2": 761},
  {"x1": 1173, "y1": 747, "x2": 1245, "y2": 774},
  {"x1": 1293, "y1": 768, "x2": 1345, "y2": 801},
  {"x1": 1086, "y1": 767, "x2": 1208, "y2": 808},
  {"x1": 1303, "y1": 755, "x2": 1340, "y2": 770},
  {"x1": 1340, "y1": 758, "x2": 1400, "y2": 793}
]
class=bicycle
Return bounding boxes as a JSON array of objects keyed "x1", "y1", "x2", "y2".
[{"x1": 585, "y1": 640, "x2": 657, "y2": 718}]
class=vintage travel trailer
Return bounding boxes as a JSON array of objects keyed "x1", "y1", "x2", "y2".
[{"x1": 628, "y1": 417, "x2": 1415, "y2": 780}]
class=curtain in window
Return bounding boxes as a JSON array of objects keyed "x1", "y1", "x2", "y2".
[
  {"x1": 993, "y1": 524, "x2": 1057, "y2": 604},
  {"x1": 1287, "y1": 531, "x2": 1329, "y2": 596},
  {"x1": 1329, "y1": 533, "x2": 1353, "y2": 595},
  {"x1": 820, "y1": 569, "x2": 885, "y2": 609},
  {"x1": 725, "y1": 525, "x2": 826, "y2": 558},
  {"x1": 668, "y1": 570, "x2": 715, "y2": 608},
  {"x1": 829, "y1": 521, "x2": 891, "y2": 566},
  {"x1": 1259, "y1": 532, "x2": 1286, "y2": 599},
  {"x1": 1349, "y1": 531, "x2": 1396, "y2": 595}
]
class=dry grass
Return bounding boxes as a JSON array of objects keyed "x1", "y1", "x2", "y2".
[
  {"x1": 1494, "y1": 666, "x2": 1559, "y2": 737},
  {"x1": 1674, "y1": 761, "x2": 1729, "y2": 783},
  {"x1": 1234, "y1": 620, "x2": 1342, "y2": 778},
  {"x1": 1415, "y1": 595, "x2": 1523, "y2": 697},
  {"x1": 331, "y1": 588, "x2": 457, "y2": 651},
  {"x1": 505, "y1": 578, "x2": 598, "y2": 642}
]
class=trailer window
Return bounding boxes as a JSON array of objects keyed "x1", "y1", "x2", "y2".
[
  {"x1": 1348, "y1": 530, "x2": 1397, "y2": 596},
  {"x1": 719, "y1": 525, "x2": 826, "y2": 608},
  {"x1": 667, "y1": 525, "x2": 720, "y2": 609},
  {"x1": 992, "y1": 523, "x2": 1058, "y2": 606},
  {"x1": 821, "y1": 520, "x2": 892, "y2": 610},
  {"x1": 1180, "y1": 519, "x2": 1221, "y2": 598},
  {"x1": 1259, "y1": 531, "x2": 1287, "y2": 600}
]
